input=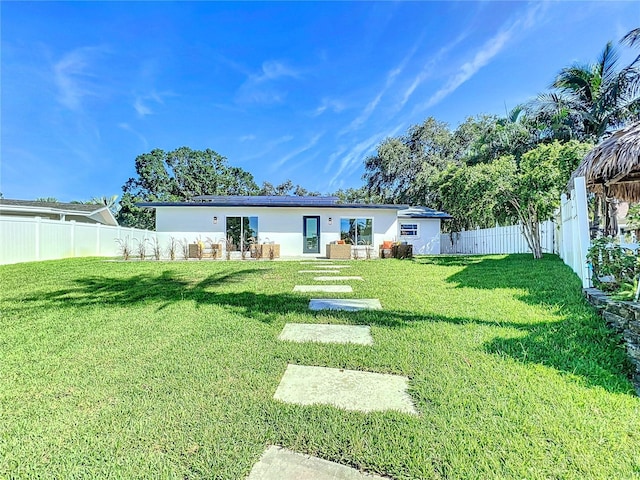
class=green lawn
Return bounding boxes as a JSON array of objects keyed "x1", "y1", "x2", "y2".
[{"x1": 1, "y1": 255, "x2": 639, "y2": 479}]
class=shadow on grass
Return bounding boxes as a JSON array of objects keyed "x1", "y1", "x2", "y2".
[
  {"x1": 8, "y1": 257, "x2": 634, "y2": 393},
  {"x1": 11, "y1": 268, "x2": 406, "y2": 327},
  {"x1": 416, "y1": 253, "x2": 634, "y2": 394}
]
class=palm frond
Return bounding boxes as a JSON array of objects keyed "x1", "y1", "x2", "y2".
[{"x1": 621, "y1": 28, "x2": 640, "y2": 47}]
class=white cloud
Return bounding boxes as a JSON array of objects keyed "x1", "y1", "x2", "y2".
[
  {"x1": 329, "y1": 124, "x2": 404, "y2": 187},
  {"x1": 236, "y1": 60, "x2": 302, "y2": 105},
  {"x1": 118, "y1": 122, "x2": 148, "y2": 149},
  {"x1": 257, "y1": 60, "x2": 301, "y2": 82},
  {"x1": 341, "y1": 37, "x2": 421, "y2": 134},
  {"x1": 272, "y1": 133, "x2": 323, "y2": 169},
  {"x1": 239, "y1": 134, "x2": 256, "y2": 142},
  {"x1": 323, "y1": 145, "x2": 347, "y2": 173},
  {"x1": 133, "y1": 90, "x2": 170, "y2": 117},
  {"x1": 53, "y1": 46, "x2": 106, "y2": 111},
  {"x1": 418, "y1": 3, "x2": 544, "y2": 112},
  {"x1": 134, "y1": 98, "x2": 152, "y2": 117},
  {"x1": 312, "y1": 98, "x2": 346, "y2": 117},
  {"x1": 398, "y1": 34, "x2": 466, "y2": 111},
  {"x1": 239, "y1": 134, "x2": 294, "y2": 162}
]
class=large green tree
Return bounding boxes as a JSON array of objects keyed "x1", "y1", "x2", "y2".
[
  {"x1": 117, "y1": 147, "x2": 259, "y2": 229},
  {"x1": 363, "y1": 117, "x2": 460, "y2": 206},
  {"x1": 438, "y1": 141, "x2": 591, "y2": 258}
]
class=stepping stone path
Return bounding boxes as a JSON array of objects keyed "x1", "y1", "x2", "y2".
[
  {"x1": 274, "y1": 364, "x2": 417, "y2": 414},
  {"x1": 250, "y1": 261, "x2": 405, "y2": 478},
  {"x1": 247, "y1": 445, "x2": 389, "y2": 480},
  {"x1": 311, "y1": 265, "x2": 351, "y2": 269},
  {"x1": 279, "y1": 323, "x2": 373, "y2": 345},
  {"x1": 298, "y1": 270, "x2": 343, "y2": 274},
  {"x1": 293, "y1": 285, "x2": 353, "y2": 293},
  {"x1": 313, "y1": 276, "x2": 363, "y2": 281},
  {"x1": 309, "y1": 298, "x2": 382, "y2": 311}
]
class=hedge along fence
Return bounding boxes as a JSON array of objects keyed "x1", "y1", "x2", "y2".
[{"x1": 0, "y1": 216, "x2": 229, "y2": 265}]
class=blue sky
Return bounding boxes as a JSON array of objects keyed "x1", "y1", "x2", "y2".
[{"x1": 2, "y1": 1, "x2": 639, "y2": 202}]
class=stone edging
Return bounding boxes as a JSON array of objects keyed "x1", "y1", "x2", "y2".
[{"x1": 583, "y1": 288, "x2": 640, "y2": 394}]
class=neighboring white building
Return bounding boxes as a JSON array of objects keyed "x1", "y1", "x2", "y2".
[
  {"x1": 139, "y1": 196, "x2": 451, "y2": 257},
  {"x1": 0, "y1": 199, "x2": 118, "y2": 226}
]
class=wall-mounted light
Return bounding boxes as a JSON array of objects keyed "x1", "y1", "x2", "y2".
[
  {"x1": 213, "y1": 216, "x2": 218, "y2": 224},
  {"x1": 328, "y1": 217, "x2": 333, "y2": 225}
]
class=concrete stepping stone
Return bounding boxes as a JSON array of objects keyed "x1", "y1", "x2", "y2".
[
  {"x1": 279, "y1": 323, "x2": 373, "y2": 345},
  {"x1": 309, "y1": 299, "x2": 380, "y2": 311},
  {"x1": 247, "y1": 445, "x2": 389, "y2": 479},
  {"x1": 315, "y1": 265, "x2": 351, "y2": 269},
  {"x1": 274, "y1": 364, "x2": 417, "y2": 414},
  {"x1": 313, "y1": 276, "x2": 363, "y2": 281},
  {"x1": 293, "y1": 285, "x2": 353, "y2": 293},
  {"x1": 300, "y1": 261, "x2": 334, "y2": 265},
  {"x1": 298, "y1": 270, "x2": 342, "y2": 274}
]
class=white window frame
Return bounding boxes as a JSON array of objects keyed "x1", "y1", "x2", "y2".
[{"x1": 400, "y1": 223, "x2": 419, "y2": 237}]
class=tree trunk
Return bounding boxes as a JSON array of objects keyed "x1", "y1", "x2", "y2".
[
  {"x1": 521, "y1": 221, "x2": 542, "y2": 259},
  {"x1": 519, "y1": 206, "x2": 542, "y2": 259}
]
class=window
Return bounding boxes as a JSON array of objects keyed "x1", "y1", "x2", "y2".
[
  {"x1": 400, "y1": 223, "x2": 419, "y2": 236},
  {"x1": 226, "y1": 216, "x2": 258, "y2": 251},
  {"x1": 340, "y1": 218, "x2": 373, "y2": 245}
]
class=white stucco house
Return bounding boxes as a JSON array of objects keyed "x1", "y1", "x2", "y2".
[{"x1": 139, "y1": 196, "x2": 451, "y2": 257}]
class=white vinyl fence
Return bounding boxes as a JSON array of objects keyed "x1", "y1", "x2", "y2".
[
  {"x1": 0, "y1": 216, "x2": 229, "y2": 265},
  {"x1": 440, "y1": 220, "x2": 556, "y2": 255},
  {"x1": 0, "y1": 216, "x2": 153, "y2": 265},
  {"x1": 557, "y1": 176, "x2": 592, "y2": 288}
]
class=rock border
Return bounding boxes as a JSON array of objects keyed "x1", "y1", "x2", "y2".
[{"x1": 583, "y1": 287, "x2": 640, "y2": 394}]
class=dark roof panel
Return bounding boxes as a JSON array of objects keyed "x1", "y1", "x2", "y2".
[
  {"x1": 139, "y1": 196, "x2": 409, "y2": 210},
  {"x1": 191, "y1": 195, "x2": 341, "y2": 206},
  {"x1": 398, "y1": 206, "x2": 452, "y2": 219},
  {"x1": 0, "y1": 199, "x2": 103, "y2": 213}
]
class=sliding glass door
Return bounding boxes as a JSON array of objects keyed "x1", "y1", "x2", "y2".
[
  {"x1": 303, "y1": 216, "x2": 320, "y2": 254},
  {"x1": 226, "y1": 216, "x2": 258, "y2": 252}
]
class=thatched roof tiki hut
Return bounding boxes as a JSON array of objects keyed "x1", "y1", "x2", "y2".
[{"x1": 569, "y1": 121, "x2": 640, "y2": 236}]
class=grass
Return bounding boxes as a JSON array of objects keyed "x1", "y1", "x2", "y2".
[{"x1": 1, "y1": 254, "x2": 639, "y2": 479}]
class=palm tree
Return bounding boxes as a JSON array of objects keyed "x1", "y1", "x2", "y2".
[{"x1": 528, "y1": 41, "x2": 640, "y2": 142}]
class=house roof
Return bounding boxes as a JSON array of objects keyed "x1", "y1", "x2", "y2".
[
  {"x1": 0, "y1": 199, "x2": 118, "y2": 226},
  {"x1": 139, "y1": 195, "x2": 410, "y2": 210},
  {"x1": 398, "y1": 206, "x2": 452, "y2": 219}
]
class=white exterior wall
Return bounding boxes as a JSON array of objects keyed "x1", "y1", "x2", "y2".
[
  {"x1": 155, "y1": 206, "x2": 398, "y2": 257},
  {"x1": 398, "y1": 218, "x2": 442, "y2": 254}
]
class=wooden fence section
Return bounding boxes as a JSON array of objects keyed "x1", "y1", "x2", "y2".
[{"x1": 440, "y1": 220, "x2": 556, "y2": 255}]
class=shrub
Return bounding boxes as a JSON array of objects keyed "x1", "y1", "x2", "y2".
[
  {"x1": 167, "y1": 237, "x2": 178, "y2": 261},
  {"x1": 151, "y1": 237, "x2": 162, "y2": 260},
  {"x1": 115, "y1": 236, "x2": 132, "y2": 260},
  {"x1": 134, "y1": 238, "x2": 149, "y2": 260},
  {"x1": 586, "y1": 236, "x2": 639, "y2": 298}
]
